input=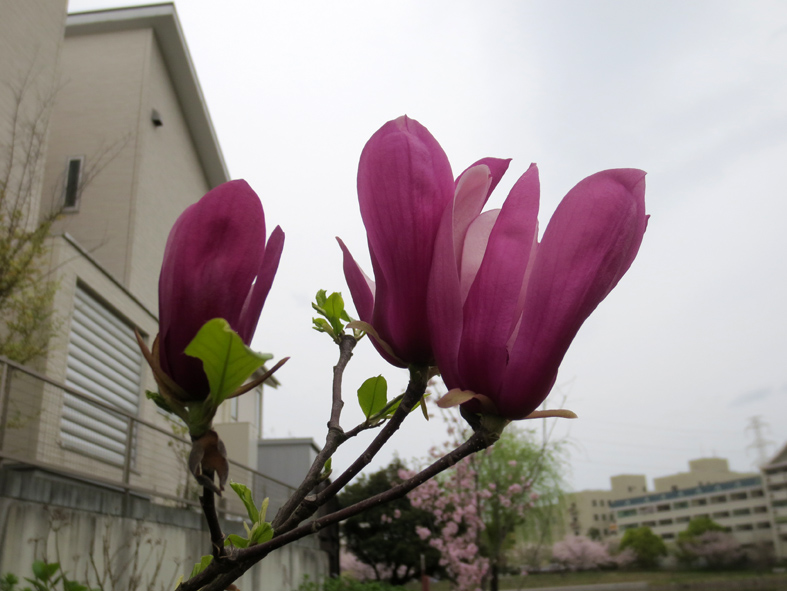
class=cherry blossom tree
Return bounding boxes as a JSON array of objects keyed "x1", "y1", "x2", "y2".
[
  {"x1": 401, "y1": 408, "x2": 567, "y2": 591},
  {"x1": 551, "y1": 535, "x2": 611, "y2": 571}
]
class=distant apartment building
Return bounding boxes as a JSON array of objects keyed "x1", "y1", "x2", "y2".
[
  {"x1": 568, "y1": 456, "x2": 784, "y2": 558},
  {"x1": 611, "y1": 475, "x2": 771, "y2": 546},
  {"x1": 567, "y1": 475, "x2": 649, "y2": 538},
  {"x1": 761, "y1": 442, "x2": 787, "y2": 559}
]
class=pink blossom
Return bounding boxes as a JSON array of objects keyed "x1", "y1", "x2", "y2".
[
  {"x1": 428, "y1": 159, "x2": 647, "y2": 419},
  {"x1": 339, "y1": 116, "x2": 454, "y2": 366},
  {"x1": 158, "y1": 180, "x2": 284, "y2": 400},
  {"x1": 508, "y1": 483, "x2": 523, "y2": 495}
]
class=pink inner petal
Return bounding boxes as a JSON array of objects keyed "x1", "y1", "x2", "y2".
[{"x1": 459, "y1": 210, "x2": 499, "y2": 304}]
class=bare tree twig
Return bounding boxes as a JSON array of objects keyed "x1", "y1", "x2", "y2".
[
  {"x1": 275, "y1": 364, "x2": 430, "y2": 534},
  {"x1": 271, "y1": 334, "x2": 356, "y2": 529}
]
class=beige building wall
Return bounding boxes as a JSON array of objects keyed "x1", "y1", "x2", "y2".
[
  {"x1": 653, "y1": 458, "x2": 756, "y2": 493},
  {"x1": 566, "y1": 490, "x2": 616, "y2": 539},
  {"x1": 129, "y1": 34, "x2": 211, "y2": 311},
  {"x1": 610, "y1": 474, "x2": 648, "y2": 497},
  {"x1": 761, "y1": 444, "x2": 787, "y2": 559},
  {"x1": 0, "y1": 0, "x2": 68, "y2": 226},
  {"x1": 42, "y1": 27, "x2": 147, "y2": 283},
  {"x1": 611, "y1": 476, "x2": 772, "y2": 549}
]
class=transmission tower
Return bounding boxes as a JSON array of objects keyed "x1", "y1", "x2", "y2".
[{"x1": 746, "y1": 415, "x2": 775, "y2": 467}]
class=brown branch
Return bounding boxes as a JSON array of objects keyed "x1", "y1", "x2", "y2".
[
  {"x1": 270, "y1": 334, "x2": 356, "y2": 530},
  {"x1": 275, "y1": 364, "x2": 430, "y2": 534},
  {"x1": 180, "y1": 427, "x2": 499, "y2": 591},
  {"x1": 199, "y1": 474, "x2": 226, "y2": 559}
]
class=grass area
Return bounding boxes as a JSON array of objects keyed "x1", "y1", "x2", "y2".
[{"x1": 408, "y1": 570, "x2": 787, "y2": 590}]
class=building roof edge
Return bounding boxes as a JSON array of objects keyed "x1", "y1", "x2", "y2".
[{"x1": 65, "y1": 3, "x2": 230, "y2": 188}]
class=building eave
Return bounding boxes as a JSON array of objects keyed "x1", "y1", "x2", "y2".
[{"x1": 65, "y1": 3, "x2": 229, "y2": 188}]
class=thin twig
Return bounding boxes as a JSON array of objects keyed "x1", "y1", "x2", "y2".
[
  {"x1": 276, "y1": 364, "x2": 429, "y2": 534},
  {"x1": 271, "y1": 334, "x2": 356, "y2": 529},
  {"x1": 180, "y1": 427, "x2": 498, "y2": 591}
]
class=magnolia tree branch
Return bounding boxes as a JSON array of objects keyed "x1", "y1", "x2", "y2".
[
  {"x1": 275, "y1": 364, "x2": 429, "y2": 534},
  {"x1": 199, "y1": 471, "x2": 226, "y2": 559},
  {"x1": 271, "y1": 334, "x2": 357, "y2": 530},
  {"x1": 180, "y1": 425, "x2": 498, "y2": 591}
]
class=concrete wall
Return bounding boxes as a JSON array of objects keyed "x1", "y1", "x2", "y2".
[{"x1": 0, "y1": 468, "x2": 328, "y2": 590}]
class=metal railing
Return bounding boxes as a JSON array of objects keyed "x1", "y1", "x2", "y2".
[{"x1": 0, "y1": 355, "x2": 296, "y2": 519}]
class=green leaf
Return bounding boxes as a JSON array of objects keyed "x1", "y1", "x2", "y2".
[
  {"x1": 258, "y1": 497, "x2": 270, "y2": 524},
  {"x1": 315, "y1": 289, "x2": 328, "y2": 307},
  {"x1": 357, "y1": 376, "x2": 388, "y2": 419},
  {"x1": 323, "y1": 292, "x2": 344, "y2": 319},
  {"x1": 31, "y1": 562, "x2": 59, "y2": 582},
  {"x1": 230, "y1": 481, "x2": 259, "y2": 524},
  {"x1": 64, "y1": 581, "x2": 88, "y2": 591},
  {"x1": 184, "y1": 318, "x2": 272, "y2": 405},
  {"x1": 224, "y1": 534, "x2": 249, "y2": 549},
  {"x1": 321, "y1": 457, "x2": 332, "y2": 477},
  {"x1": 24, "y1": 578, "x2": 48, "y2": 591},
  {"x1": 189, "y1": 555, "x2": 213, "y2": 578},
  {"x1": 249, "y1": 522, "x2": 274, "y2": 545},
  {"x1": 145, "y1": 390, "x2": 172, "y2": 413},
  {"x1": 311, "y1": 317, "x2": 335, "y2": 336}
]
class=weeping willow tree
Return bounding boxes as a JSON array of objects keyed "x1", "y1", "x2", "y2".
[{"x1": 474, "y1": 425, "x2": 569, "y2": 591}]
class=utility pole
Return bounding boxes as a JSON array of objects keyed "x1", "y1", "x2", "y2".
[{"x1": 746, "y1": 416, "x2": 775, "y2": 468}]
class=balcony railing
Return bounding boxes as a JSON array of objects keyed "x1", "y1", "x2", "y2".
[{"x1": 0, "y1": 355, "x2": 296, "y2": 520}]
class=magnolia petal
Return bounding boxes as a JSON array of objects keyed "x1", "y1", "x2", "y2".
[
  {"x1": 238, "y1": 225, "x2": 285, "y2": 344},
  {"x1": 501, "y1": 169, "x2": 647, "y2": 419},
  {"x1": 158, "y1": 180, "x2": 267, "y2": 399},
  {"x1": 355, "y1": 116, "x2": 454, "y2": 365},
  {"x1": 337, "y1": 238, "x2": 375, "y2": 323},
  {"x1": 459, "y1": 210, "x2": 499, "y2": 304},
  {"x1": 436, "y1": 388, "x2": 477, "y2": 408},
  {"x1": 457, "y1": 164, "x2": 540, "y2": 397},
  {"x1": 345, "y1": 320, "x2": 406, "y2": 367},
  {"x1": 456, "y1": 157, "x2": 511, "y2": 201},
  {"x1": 452, "y1": 165, "x2": 494, "y2": 270},
  {"x1": 523, "y1": 409, "x2": 578, "y2": 420},
  {"x1": 427, "y1": 196, "x2": 465, "y2": 387}
]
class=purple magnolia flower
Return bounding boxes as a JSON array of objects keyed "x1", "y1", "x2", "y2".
[
  {"x1": 339, "y1": 116, "x2": 454, "y2": 366},
  {"x1": 428, "y1": 162, "x2": 647, "y2": 420},
  {"x1": 158, "y1": 180, "x2": 284, "y2": 400}
]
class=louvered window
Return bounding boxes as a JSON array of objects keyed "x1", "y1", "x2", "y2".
[{"x1": 60, "y1": 284, "x2": 143, "y2": 465}]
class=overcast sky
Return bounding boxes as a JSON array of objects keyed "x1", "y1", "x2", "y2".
[{"x1": 69, "y1": 0, "x2": 787, "y2": 493}]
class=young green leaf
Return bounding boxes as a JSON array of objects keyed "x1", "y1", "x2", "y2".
[
  {"x1": 258, "y1": 497, "x2": 270, "y2": 524},
  {"x1": 249, "y1": 522, "x2": 274, "y2": 545},
  {"x1": 312, "y1": 317, "x2": 335, "y2": 336},
  {"x1": 145, "y1": 390, "x2": 173, "y2": 413},
  {"x1": 185, "y1": 318, "x2": 272, "y2": 405},
  {"x1": 230, "y1": 481, "x2": 259, "y2": 524},
  {"x1": 189, "y1": 555, "x2": 213, "y2": 578},
  {"x1": 315, "y1": 289, "x2": 328, "y2": 307},
  {"x1": 32, "y1": 561, "x2": 60, "y2": 582},
  {"x1": 357, "y1": 376, "x2": 388, "y2": 419},
  {"x1": 224, "y1": 534, "x2": 249, "y2": 549}
]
